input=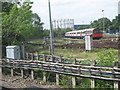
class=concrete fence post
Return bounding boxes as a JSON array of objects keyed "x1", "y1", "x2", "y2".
[
  {"x1": 31, "y1": 69, "x2": 34, "y2": 80},
  {"x1": 91, "y1": 60, "x2": 96, "y2": 88},
  {"x1": 43, "y1": 71, "x2": 46, "y2": 82},
  {"x1": 26, "y1": 53, "x2": 29, "y2": 60},
  {"x1": 56, "y1": 74, "x2": 59, "y2": 85},
  {"x1": 72, "y1": 59, "x2": 76, "y2": 88},
  {"x1": 60, "y1": 56, "x2": 62, "y2": 62},
  {"x1": 51, "y1": 55, "x2": 54, "y2": 62},
  {"x1": 91, "y1": 78, "x2": 95, "y2": 88},
  {"x1": 114, "y1": 81, "x2": 119, "y2": 90},
  {"x1": 21, "y1": 69, "x2": 24, "y2": 78},
  {"x1": 114, "y1": 61, "x2": 119, "y2": 90},
  {"x1": 11, "y1": 68, "x2": 14, "y2": 77},
  {"x1": 21, "y1": 45, "x2": 25, "y2": 59},
  {"x1": 32, "y1": 53, "x2": 34, "y2": 60},
  {"x1": 43, "y1": 54, "x2": 46, "y2": 61},
  {"x1": 72, "y1": 76, "x2": 76, "y2": 88}
]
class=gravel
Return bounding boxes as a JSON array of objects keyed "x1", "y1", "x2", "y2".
[{"x1": 1, "y1": 75, "x2": 61, "y2": 89}]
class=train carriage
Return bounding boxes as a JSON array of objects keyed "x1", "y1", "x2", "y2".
[{"x1": 65, "y1": 28, "x2": 103, "y2": 39}]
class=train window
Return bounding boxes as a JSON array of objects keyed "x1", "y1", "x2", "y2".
[
  {"x1": 93, "y1": 30, "x2": 102, "y2": 33},
  {"x1": 99, "y1": 30, "x2": 103, "y2": 33},
  {"x1": 82, "y1": 31, "x2": 85, "y2": 33},
  {"x1": 77, "y1": 32, "x2": 80, "y2": 34},
  {"x1": 93, "y1": 30, "x2": 96, "y2": 33}
]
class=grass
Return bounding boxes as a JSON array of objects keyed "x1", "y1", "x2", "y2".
[
  {"x1": 27, "y1": 34, "x2": 117, "y2": 44},
  {"x1": 37, "y1": 47, "x2": 118, "y2": 62},
  {"x1": 28, "y1": 38, "x2": 84, "y2": 44},
  {"x1": 28, "y1": 37, "x2": 118, "y2": 65},
  {"x1": 103, "y1": 34, "x2": 117, "y2": 37},
  {"x1": 27, "y1": 37, "x2": 118, "y2": 88}
]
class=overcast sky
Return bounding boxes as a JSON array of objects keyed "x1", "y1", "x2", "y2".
[{"x1": 31, "y1": 0, "x2": 119, "y2": 29}]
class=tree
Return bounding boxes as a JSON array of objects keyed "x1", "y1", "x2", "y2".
[
  {"x1": 31, "y1": 13, "x2": 44, "y2": 38},
  {"x1": 54, "y1": 28, "x2": 72, "y2": 38},
  {"x1": 2, "y1": 0, "x2": 34, "y2": 45},
  {"x1": 90, "y1": 17, "x2": 111, "y2": 32},
  {"x1": 2, "y1": 0, "x2": 44, "y2": 46},
  {"x1": 1, "y1": 2, "x2": 14, "y2": 13},
  {"x1": 109, "y1": 15, "x2": 119, "y2": 32},
  {"x1": 1, "y1": 0, "x2": 22, "y2": 13},
  {"x1": 32, "y1": 13, "x2": 43, "y2": 29},
  {"x1": 2, "y1": 0, "x2": 44, "y2": 58}
]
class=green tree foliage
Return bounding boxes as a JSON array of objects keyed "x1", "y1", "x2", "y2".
[
  {"x1": 42, "y1": 28, "x2": 72, "y2": 38},
  {"x1": 2, "y1": 1, "x2": 32, "y2": 45},
  {"x1": 2, "y1": 2, "x2": 14, "y2": 13},
  {"x1": 31, "y1": 13, "x2": 44, "y2": 39},
  {"x1": 90, "y1": 17, "x2": 111, "y2": 32},
  {"x1": 54, "y1": 28, "x2": 72, "y2": 38},
  {"x1": 109, "y1": 15, "x2": 120, "y2": 32},
  {"x1": 96, "y1": 49, "x2": 118, "y2": 66},
  {"x1": 42, "y1": 30, "x2": 50, "y2": 38},
  {"x1": 1, "y1": 0, "x2": 21, "y2": 13},
  {"x1": 2, "y1": 0, "x2": 44, "y2": 46},
  {"x1": 90, "y1": 15, "x2": 120, "y2": 33}
]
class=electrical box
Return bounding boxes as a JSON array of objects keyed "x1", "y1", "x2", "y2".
[
  {"x1": 85, "y1": 35, "x2": 93, "y2": 51},
  {"x1": 6, "y1": 46, "x2": 20, "y2": 59}
]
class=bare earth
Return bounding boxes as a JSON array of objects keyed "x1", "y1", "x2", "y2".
[{"x1": 1, "y1": 75, "x2": 62, "y2": 89}]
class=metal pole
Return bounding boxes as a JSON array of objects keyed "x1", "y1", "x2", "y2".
[
  {"x1": 48, "y1": 0, "x2": 54, "y2": 55},
  {"x1": 72, "y1": 19, "x2": 74, "y2": 30},
  {"x1": 102, "y1": 10, "x2": 105, "y2": 33},
  {"x1": 118, "y1": 1, "x2": 120, "y2": 33},
  {"x1": 0, "y1": 1, "x2": 2, "y2": 59}
]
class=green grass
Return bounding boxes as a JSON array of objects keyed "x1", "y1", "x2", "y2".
[
  {"x1": 28, "y1": 38, "x2": 84, "y2": 44},
  {"x1": 103, "y1": 34, "x2": 117, "y2": 37},
  {"x1": 28, "y1": 40, "x2": 118, "y2": 88},
  {"x1": 28, "y1": 38, "x2": 44, "y2": 44},
  {"x1": 28, "y1": 37, "x2": 118, "y2": 65},
  {"x1": 37, "y1": 48, "x2": 118, "y2": 63}
]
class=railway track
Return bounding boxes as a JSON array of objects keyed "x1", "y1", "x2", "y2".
[{"x1": 26, "y1": 37, "x2": 119, "y2": 50}]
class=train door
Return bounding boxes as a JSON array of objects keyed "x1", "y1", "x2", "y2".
[{"x1": 80, "y1": 32, "x2": 82, "y2": 37}]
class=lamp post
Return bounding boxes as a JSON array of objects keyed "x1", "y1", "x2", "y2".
[
  {"x1": 48, "y1": 0, "x2": 54, "y2": 55},
  {"x1": 102, "y1": 10, "x2": 105, "y2": 33},
  {"x1": 118, "y1": 1, "x2": 120, "y2": 33}
]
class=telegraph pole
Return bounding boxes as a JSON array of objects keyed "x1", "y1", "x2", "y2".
[{"x1": 48, "y1": 0, "x2": 54, "y2": 55}]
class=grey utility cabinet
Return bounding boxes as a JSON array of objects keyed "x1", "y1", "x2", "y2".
[
  {"x1": 6, "y1": 46, "x2": 20, "y2": 59},
  {"x1": 85, "y1": 35, "x2": 93, "y2": 51}
]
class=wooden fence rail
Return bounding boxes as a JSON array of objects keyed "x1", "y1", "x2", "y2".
[{"x1": 0, "y1": 53, "x2": 120, "y2": 89}]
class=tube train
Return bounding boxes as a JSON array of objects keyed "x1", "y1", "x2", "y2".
[{"x1": 65, "y1": 28, "x2": 103, "y2": 39}]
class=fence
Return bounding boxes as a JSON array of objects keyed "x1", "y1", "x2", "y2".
[{"x1": 0, "y1": 53, "x2": 120, "y2": 88}]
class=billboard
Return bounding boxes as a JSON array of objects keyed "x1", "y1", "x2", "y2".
[{"x1": 74, "y1": 24, "x2": 90, "y2": 30}]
